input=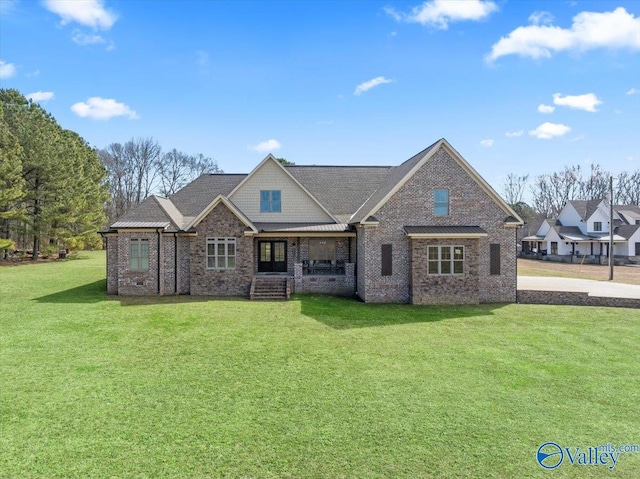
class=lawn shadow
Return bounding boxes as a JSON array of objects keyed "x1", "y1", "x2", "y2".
[
  {"x1": 33, "y1": 280, "x2": 108, "y2": 304},
  {"x1": 294, "y1": 294, "x2": 507, "y2": 329},
  {"x1": 116, "y1": 295, "x2": 250, "y2": 307},
  {"x1": 34, "y1": 281, "x2": 251, "y2": 306}
]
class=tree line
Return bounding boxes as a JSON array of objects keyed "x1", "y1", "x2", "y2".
[
  {"x1": 1, "y1": 89, "x2": 222, "y2": 259},
  {"x1": 98, "y1": 139, "x2": 221, "y2": 222},
  {"x1": 1, "y1": 89, "x2": 108, "y2": 259},
  {"x1": 503, "y1": 164, "x2": 640, "y2": 221}
]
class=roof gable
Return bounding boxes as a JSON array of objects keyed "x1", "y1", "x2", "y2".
[
  {"x1": 109, "y1": 195, "x2": 177, "y2": 231},
  {"x1": 285, "y1": 165, "x2": 391, "y2": 222},
  {"x1": 350, "y1": 139, "x2": 523, "y2": 226},
  {"x1": 185, "y1": 195, "x2": 257, "y2": 233},
  {"x1": 228, "y1": 154, "x2": 337, "y2": 222}
]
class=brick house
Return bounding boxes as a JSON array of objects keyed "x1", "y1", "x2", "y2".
[{"x1": 102, "y1": 138, "x2": 523, "y2": 303}]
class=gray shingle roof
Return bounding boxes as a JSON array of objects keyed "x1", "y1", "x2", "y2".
[
  {"x1": 614, "y1": 224, "x2": 640, "y2": 240},
  {"x1": 169, "y1": 174, "x2": 245, "y2": 218},
  {"x1": 567, "y1": 200, "x2": 601, "y2": 221},
  {"x1": 350, "y1": 140, "x2": 440, "y2": 224},
  {"x1": 403, "y1": 226, "x2": 487, "y2": 236},
  {"x1": 109, "y1": 196, "x2": 176, "y2": 231},
  {"x1": 556, "y1": 226, "x2": 592, "y2": 241},
  {"x1": 286, "y1": 166, "x2": 391, "y2": 222}
]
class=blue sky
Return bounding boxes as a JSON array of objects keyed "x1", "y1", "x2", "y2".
[{"x1": 1, "y1": 0, "x2": 639, "y2": 195}]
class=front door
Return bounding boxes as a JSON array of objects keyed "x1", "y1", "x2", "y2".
[{"x1": 258, "y1": 241, "x2": 287, "y2": 273}]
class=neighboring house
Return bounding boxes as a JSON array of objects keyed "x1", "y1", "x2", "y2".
[
  {"x1": 102, "y1": 138, "x2": 524, "y2": 304},
  {"x1": 522, "y1": 200, "x2": 640, "y2": 262}
]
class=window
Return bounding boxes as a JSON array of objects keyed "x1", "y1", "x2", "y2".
[
  {"x1": 551, "y1": 242, "x2": 558, "y2": 255},
  {"x1": 636, "y1": 243, "x2": 640, "y2": 256},
  {"x1": 309, "y1": 239, "x2": 336, "y2": 263},
  {"x1": 490, "y1": 244, "x2": 501, "y2": 275},
  {"x1": 381, "y1": 244, "x2": 392, "y2": 276},
  {"x1": 129, "y1": 239, "x2": 149, "y2": 270},
  {"x1": 207, "y1": 238, "x2": 236, "y2": 269},
  {"x1": 434, "y1": 189, "x2": 449, "y2": 216},
  {"x1": 260, "y1": 190, "x2": 281, "y2": 212},
  {"x1": 428, "y1": 246, "x2": 464, "y2": 275},
  {"x1": 594, "y1": 221, "x2": 602, "y2": 232}
]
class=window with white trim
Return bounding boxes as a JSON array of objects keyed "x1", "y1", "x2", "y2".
[
  {"x1": 434, "y1": 189, "x2": 449, "y2": 216},
  {"x1": 428, "y1": 245, "x2": 464, "y2": 275},
  {"x1": 593, "y1": 221, "x2": 602, "y2": 232},
  {"x1": 129, "y1": 238, "x2": 149, "y2": 270},
  {"x1": 207, "y1": 237, "x2": 236, "y2": 269}
]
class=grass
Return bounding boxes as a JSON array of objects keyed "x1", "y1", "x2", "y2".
[
  {"x1": 1, "y1": 252, "x2": 639, "y2": 478},
  {"x1": 518, "y1": 258, "x2": 640, "y2": 286}
]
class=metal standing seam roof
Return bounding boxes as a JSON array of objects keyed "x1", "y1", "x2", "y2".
[
  {"x1": 253, "y1": 222, "x2": 353, "y2": 233},
  {"x1": 403, "y1": 226, "x2": 487, "y2": 236},
  {"x1": 110, "y1": 221, "x2": 170, "y2": 229}
]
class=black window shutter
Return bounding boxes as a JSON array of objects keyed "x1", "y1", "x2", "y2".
[
  {"x1": 381, "y1": 244, "x2": 392, "y2": 276},
  {"x1": 490, "y1": 243, "x2": 500, "y2": 275}
]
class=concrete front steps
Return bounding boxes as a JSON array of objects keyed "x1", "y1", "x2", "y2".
[{"x1": 250, "y1": 276, "x2": 291, "y2": 301}]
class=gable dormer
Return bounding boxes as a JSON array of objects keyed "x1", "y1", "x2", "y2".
[{"x1": 228, "y1": 155, "x2": 335, "y2": 223}]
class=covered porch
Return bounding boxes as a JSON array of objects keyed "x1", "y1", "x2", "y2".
[{"x1": 251, "y1": 223, "x2": 356, "y2": 296}]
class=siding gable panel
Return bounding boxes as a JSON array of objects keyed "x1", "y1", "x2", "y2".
[{"x1": 229, "y1": 159, "x2": 333, "y2": 222}]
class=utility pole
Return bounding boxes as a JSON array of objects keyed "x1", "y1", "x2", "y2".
[{"x1": 609, "y1": 175, "x2": 614, "y2": 281}]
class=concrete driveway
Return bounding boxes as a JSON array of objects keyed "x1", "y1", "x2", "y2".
[{"x1": 518, "y1": 276, "x2": 640, "y2": 299}]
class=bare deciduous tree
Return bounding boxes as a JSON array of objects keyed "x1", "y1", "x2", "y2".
[{"x1": 502, "y1": 173, "x2": 529, "y2": 205}]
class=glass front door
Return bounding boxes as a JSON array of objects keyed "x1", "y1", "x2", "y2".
[{"x1": 258, "y1": 241, "x2": 287, "y2": 273}]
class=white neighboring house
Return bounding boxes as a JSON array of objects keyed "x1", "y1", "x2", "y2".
[{"x1": 522, "y1": 200, "x2": 640, "y2": 263}]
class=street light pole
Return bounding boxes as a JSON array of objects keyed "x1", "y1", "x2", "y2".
[{"x1": 609, "y1": 175, "x2": 614, "y2": 281}]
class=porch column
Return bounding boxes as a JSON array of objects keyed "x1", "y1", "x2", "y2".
[
  {"x1": 294, "y1": 263, "x2": 303, "y2": 293},
  {"x1": 345, "y1": 262, "x2": 355, "y2": 290}
]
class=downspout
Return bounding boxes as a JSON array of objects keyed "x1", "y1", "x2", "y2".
[
  {"x1": 174, "y1": 233, "x2": 178, "y2": 294},
  {"x1": 157, "y1": 229, "x2": 162, "y2": 294}
]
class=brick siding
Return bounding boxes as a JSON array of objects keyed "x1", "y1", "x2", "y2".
[
  {"x1": 359, "y1": 146, "x2": 517, "y2": 304},
  {"x1": 190, "y1": 203, "x2": 253, "y2": 296}
]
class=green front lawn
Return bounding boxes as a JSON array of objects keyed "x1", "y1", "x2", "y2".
[{"x1": 1, "y1": 252, "x2": 639, "y2": 478}]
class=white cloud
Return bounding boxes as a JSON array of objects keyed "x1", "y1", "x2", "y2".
[
  {"x1": 26, "y1": 91, "x2": 55, "y2": 102},
  {"x1": 43, "y1": 0, "x2": 117, "y2": 29},
  {"x1": 538, "y1": 104, "x2": 555, "y2": 113},
  {"x1": 354, "y1": 76, "x2": 394, "y2": 95},
  {"x1": 385, "y1": 0, "x2": 498, "y2": 29},
  {"x1": 71, "y1": 97, "x2": 138, "y2": 120},
  {"x1": 505, "y1": 130, "x2": 523, "y2": 137},
  {"x1": 487, "y1": 7, "x2": 640, "y2": 62},
  {"x1": 249, "y1": 139, "x2": 281, "y2": 152},
  {"x1": 529, "y1": 122, "x2": 571, "y2": 139},
  {"x1": 553, "y1": 92, "x2": 602, "y2": 112},
  {"x1": 627, "y1": 156, "x2": 634, "y2": 162},
  {"x1": 528, "y1": 11, "x2": 554, "y2": 25},
  {"x1": 627, "y1": 87, "x2": 639, "y2": 95},
  {"x1": 72, "y1": 30, "x2": 106, "y2": 45},
  {"x1": 480, "y1": 139, "x2": 494, "y2": 147},
  {"x1": 0, "y1": 60, "x2": 17, "y2": 79}
]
